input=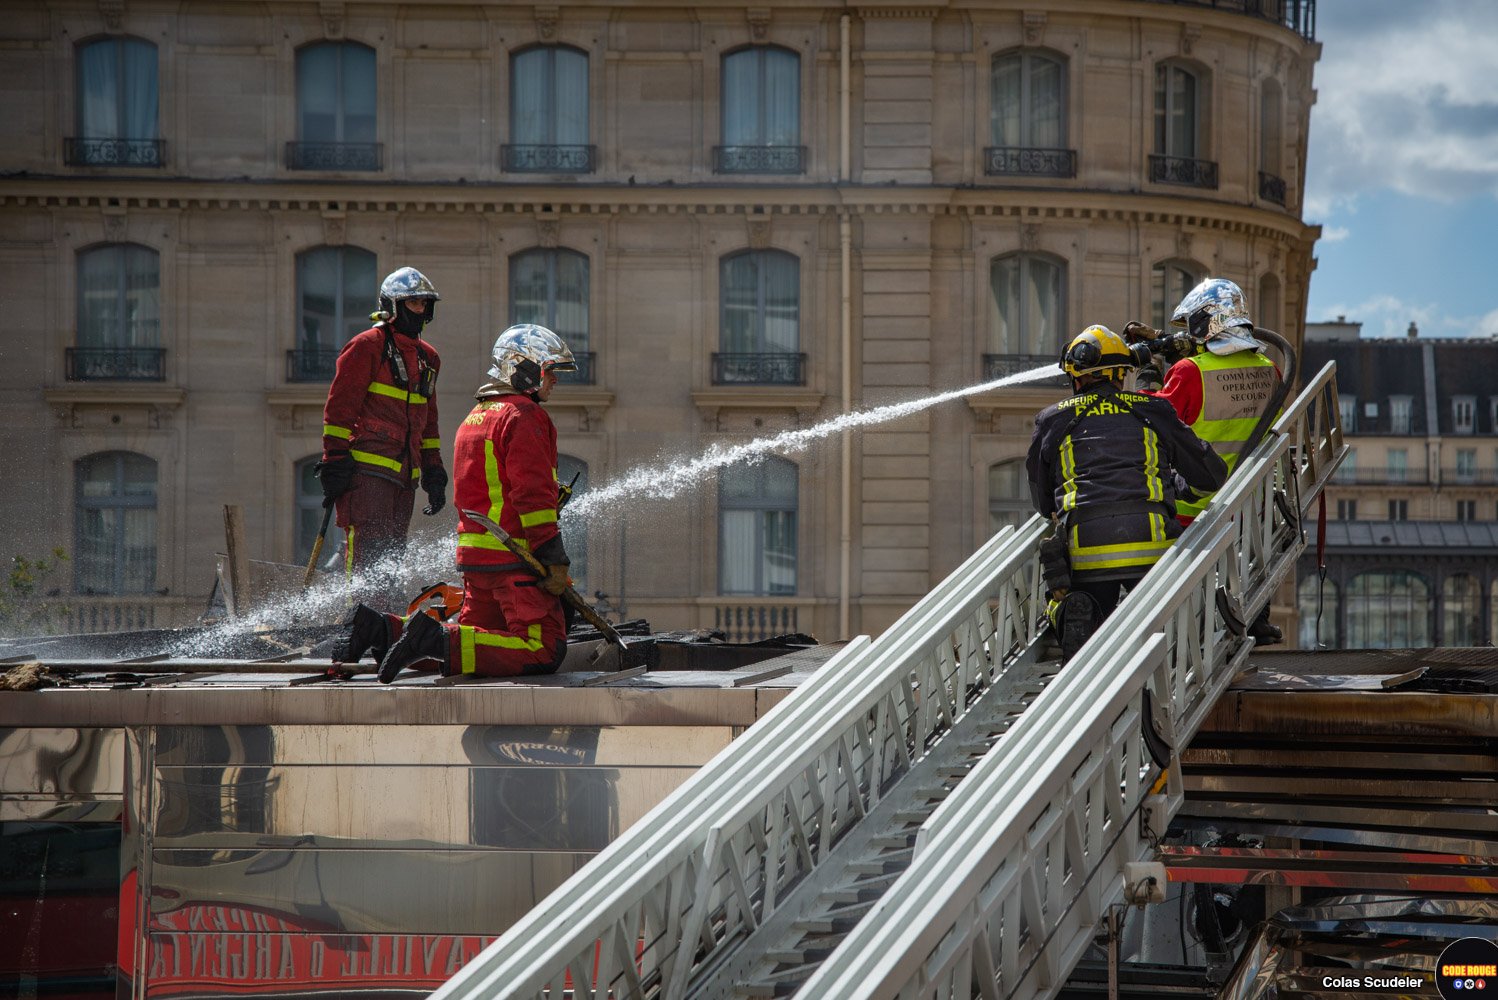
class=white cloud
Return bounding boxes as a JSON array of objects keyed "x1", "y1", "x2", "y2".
[
  {"x1": 1318, "y1": 293, "x2": 1498, "y2": 340},
  {"x1": 1318, "y1": 225, "x2": 1350, "y2": 243},
  {"x1": 1306, "y1": 1, "x2": 1498, "y2": 217}
]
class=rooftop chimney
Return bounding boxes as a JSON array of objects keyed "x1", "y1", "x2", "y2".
[
  {"x1": 1336, "y1": 314, "x2": 1346, "y2": 322},
  {"x1": 1407, "y1": 321, "x2": 1419, "y2": 339}
]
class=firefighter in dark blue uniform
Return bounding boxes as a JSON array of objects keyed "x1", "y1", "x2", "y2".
[{"x1": 1027, "y1": 325, "x2": 1228, "y2": 660}]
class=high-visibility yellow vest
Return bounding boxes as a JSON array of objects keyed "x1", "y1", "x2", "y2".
[{"x1": 1179, "y1": 350, "x2": 1279, "y2": 519}]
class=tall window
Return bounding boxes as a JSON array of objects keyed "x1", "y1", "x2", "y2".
[
  {"x1": 1442, "y1": 575, "x2": 1481, "y2": 645},
  {"x1": 1453, "y1": 396, "x2": 1476, "y2": 434},
  {"x1": 294, "y1": 245, "x2": 376, "y2": 381},
  {"x1": 1336, "y1": 499, "x2": 1357, "y2": 520},
  {"x1": 1455, "y1": 448, "x2": 1477, "y2": 481},
  {"x1": 1346, "y1": 570, "x2": 1430, "y2": 648},
  {"x1": 1152, "y1": 62, "x2": 1214, "y2": 186},
  {"x1": 75, "y1": 452, "x2": 157, "y2": 595},
  {"x1": 1338, "y1": 396, "x2": 1357, "y2": 433},
  {"x1": 989, "y1": 253, "x2": 1065, "y2": 359},
  {"x1": 72, "y1": 243, "x2": 162, "y2": 381},
  {"x1": 1258, "y1": 274, "x2": 1282, "y2": 334},
  {"x1": 1258, "y1": 80, "x2": 1285, "y2": 204},
  {"x1": 1297, "y1": 574, "x2": 1338, "y2": 650},
  {"x1": 557, "y1": 455, "x2": 589, "y2": 589},
  {"x1": 292, "y1": 42, "x2": 378, "y2": 170},
  {"x1": 1389, "y1": 396, "x2": 1412, "y2": 435},
  {"x1": 988, "y1": 460, "x2": 1031, "y2": 533},
  {"x1": 72, "y1": 37, "x2": 160, "y2": 166},
  {"x1": 718, "y1": 250, "x2": 801, "y2": 384},
  {"x1": 1152, "y1": 260, "x2": 1202, "y2": 331},
  {"x1": 1388, "y1": 499, "x2": 1408, "y2": 521},
  {"x1": 719, "y1": 458, "x2": 797, "y2": 596},
  {"x1": 1456, "y1": 499, "x2": 1477, "y2": 522},
  {"x1": 1335, "y1": 446, "x2": 1356, "y2": 483},
  {"x1": 510, "y1": 248, "x2": 591, "y2": 382},
  {"x1": 1387, "y1": 448, "x2": 1407, "y2": 483},
  {"x1": 507, "y1": 46, "x2": 591, "y2": 173},
  {"x1": 987, "y1": 51, "x2": 1071, "y2": 177},
  {"x1": 718, "y1": 46, "x2": 801, "y2": 173}
]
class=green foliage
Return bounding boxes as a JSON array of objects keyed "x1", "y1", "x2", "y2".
[{"x1": 1, "y1": 548, "x2": 69, "y2": 636}]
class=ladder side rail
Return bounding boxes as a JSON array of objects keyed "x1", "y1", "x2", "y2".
[
  {"x1": 1271, "y1": 360, "x2": 1347, "y2": 517},
  {"x1": 432, "y1": 522, "x2": 1045, "y2": 1000}
]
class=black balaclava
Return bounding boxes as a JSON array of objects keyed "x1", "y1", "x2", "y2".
[{"x1": 392, "y1": 299, "x2": 433, "y2": 336}]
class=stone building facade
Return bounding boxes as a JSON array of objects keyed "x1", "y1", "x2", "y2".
[{"x1": 0, "y1": 0, "x2": 1319, "y2": 639}]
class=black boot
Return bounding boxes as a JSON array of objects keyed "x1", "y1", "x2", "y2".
[
  {"x1": 1248, "y1": 607, "x2": 1283, "y2": 646},
  {"x1": 340, "y1": 604, "x2": 392, "y2": 663},
  {"x1": 1057, "y1": 591, "x2": 1102, "y2": 663},
  {"x1": 378, "y1": 612, "x2": 448, "y2": 683}
]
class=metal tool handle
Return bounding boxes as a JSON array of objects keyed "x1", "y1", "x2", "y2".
[{"x1": 303, "y1": 504, "x2": 334, "y2": 588}]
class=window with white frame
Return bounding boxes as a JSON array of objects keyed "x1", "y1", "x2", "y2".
[
  {"x1": 1335, "y1": 446, "x2": 1356, "y2": 483},
  {"x1": 1453, "y1": 396, "x2": 1476, "y2": 434},
  {"x1": 75, "y1": 451, "x2": 157, "y2": 595},
  {"x1": 718, "y1": 249, "x2": 801, "y2": 384},
  {"x1": 987, "y1": 50, "x2": 1071, "y2": 176},
  {"x1": 988, "y1": 459, "x2": 1031, "y2": 533},
  {"x1": 72, "y1": 37, "x2": 160, "y2": 166},
  {"x1": 719, "y1": 458, "x2": 797, "y2": 596},
  {"x1": 294, "y1": 245, "x2": 376, "y2": 381},
  {"x1": 507, "y1": 45, "x2": 591, "y2": 173},
  {"x1": 989, "y1": 253, "x2": 1066, "y2": 359},
  {"x1": 1336, "y1": 498, "x2": 1357, "y2": 520},
  {"x1": 510, "y1": 247, "x2": 591, "y2": 382},
  {"x1": 1387, "y1": 448, "x2": 1407, "y2": 483},
  {"x1": 73, "y1": 243, "x2": 162, "y2": 381},
  {"x1": 1338, "y1": 395, "x2": 1357, "y2": 433},
  {"x1": 1456, "y1": 499, "x2": 1477, "y2": 522},
  {"x1": 292, "y1": 42, "x2": 377, "y2": 170},
  {"x1": 1389, "y1": 396, "x2": 1412, "y2": 435},
  {"x1": 1455, "y1": 448, "x2": 1477, "y2": 481},
  {"x1": 718, "y1": 46, "x2": 801, "y2": 173},
  {"x1": 1388, "y1": 498, "x2": 1408, "y2": 521}
]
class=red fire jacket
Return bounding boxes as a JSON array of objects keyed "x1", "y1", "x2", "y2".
[
  {"x1": 322, "y1": 325, "x2": 443, "y2": 488},
  {"x1": 453, "y1": 390, "x2": 561, "y2": 571}
]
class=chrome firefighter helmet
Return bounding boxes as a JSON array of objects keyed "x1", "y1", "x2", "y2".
[
  {"x1": 1061, "y1": 325, "x2": 1150, "y2": 381},
  {"x1": 378, "y1": 266, "x2": 440, "y2": 317},
  {"x1": 489, "y1": 323, "x2": 577, "y2": 392},
  {"x1": 1171, "y1": 277, "x2": 1259, "y2": 356}
]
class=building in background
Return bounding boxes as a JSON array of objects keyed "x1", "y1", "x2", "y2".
[
  {"x1": 1, "y1": 0, "x2": 1320, "y2": 639},
  {"x1": 1297, "y1": 319, "x2": 1498, "y2": 648}
]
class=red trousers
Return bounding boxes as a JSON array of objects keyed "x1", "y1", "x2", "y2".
[
  {"x1": 381, "y1": 570, "x2": 567, "y2": 678},
  {"x1": 336, "y1": 473, "x2": 415, "y2": 575}
]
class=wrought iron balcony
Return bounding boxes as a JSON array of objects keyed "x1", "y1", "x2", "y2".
[
  {"x1": 983, "y1": 353, "x2": 1067, "y2": 386},
  {"x1": 1258, "y1": 170, "x2": 1287, "y2": 206},
  {"x1": 502, "y1": 144, "x2": 596, "y2": 173},
  {"x1": 1138, "y1": 0, "x2": 1315, "y2": 41},
  {"x1": 64, "y1": 137, "x2": 165, "y2": 167},
  {"x1": 712, "y1": 352, "x2": 806, "y2": 385},
  {"x1": 713, "y1": 145, "x2": 806, "y2": 175},
  {"x1": 556, "y1": 351, "x2": 596, "y2": 385},
  {"x1": 1148, "y1": 154, "x2": 1219, "y2": 189},
  {"x1": 285, "y1": 141, "x2": 382, "y2": 171},
  {"x1": 983, "y1": 146, "x2": 1077, "y2": 178},
  {"x1": 66, "y1": 347, "x2": 166, "y2": 382},
  {"x1": 286, "y1": 348, "x2": 339, "y2": 382}
]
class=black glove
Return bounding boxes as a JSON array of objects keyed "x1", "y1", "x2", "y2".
[
  {"x1": 1038, "y1": 530, "x2": 1072, "y2": 599},
  {"x1": 421, "y1": 465, "x2": 448, "y2": 516},
  {"x1": 315, "y1": 456, "x2": 357, "y2": 508}
]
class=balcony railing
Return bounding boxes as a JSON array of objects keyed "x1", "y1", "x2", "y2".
[
  {"x1": 555, "y1": 351, "x2": 596, "y2": 385},
  {"x1": 1440, "y1": 468, "x2": 1498, "y2": 486},
  {"x1": 1149, "y1": 154, "x2": 1219, "y2": 189},
  {"x1": 287, "y1": 348, "x2": 339, "y2": 382},
  {"x1": 1139, "y1": 0, "x2": 1315, "y2": 41},
  {"x1": 1259, "y1": 170, "x2": 1287, "y2": 206},
  {"x1": 64, "y1": 137, "x2": 165, "y2": 167},
  {"x1": 714, "y1": 602, "x2": 799, "y2": 643},
  {"x1": 713, "y1": 145, "x2": 806, "y2": 175},
  {"x1": 983, "y1": 353, "x2": 1067, "y2": 386},
  {"x1": 712, "y1": 352, "x2": 806, "y2": 385},
  {"x1": 1332, "y1": 469, "x2": 1429, "y2": 486},
  {"x1": 285, "y1": 141, "x2": 382, "y2": 171},
  {"x1": 66, "y1": 347, "x2": 166, "y2": 382},
  {"x1": 502, "y1": 144, "x2": 596, "y2": 173},
  {"x1": 983, "y1": 146, "x2": 1077, "y2": 178}
]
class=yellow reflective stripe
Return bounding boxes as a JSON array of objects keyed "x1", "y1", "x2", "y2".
[
  {"x1": 483, "y1": 440, "x2": 503, "y2": 520},
  {"x1": 367, "y1": 382, "x2": 427, "y2": 405},
  {"x1": 473, "y1": 623, "x2": 545, "y2": 652},
  {"x1": 350, "y1": 449, "x2": 403, "y2": 474},
  {"x1": 324, "y1": 424, "x2": 352, "y2": 440},
  {"x1": 344, "y1": 526, "x2": 355, "y2": 579},
  {"x1": 421, "y1": 438, "x2": 441, "y2": 450},
  {"x1": 518, "y1": 508, "x2": 557, "y2": 528},
  {"x1": 1143, "y1": 428, "x2": 1163, "y2": 503},
  {"x1": 458, "y1": 533, "x2": 529, "y2": 551},
  {"x1": 459, "y1": 628, "x2": 476, "y2": 674},
  {"x1": 1059, "y1": 435, "x2": 1078, "y2": 512}
]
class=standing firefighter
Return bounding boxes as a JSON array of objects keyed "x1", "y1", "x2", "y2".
[
  {"x1": 1028, "y1": 325, "x2": 1227, "y2": 661},
  {"x1": 316, "y1": 267, "x2": 447, "y2": 595},
  {"x1": 374, "y1": 324, "x2": 578, "y2": 681},
  {"x1": 1132, "y1": 277, "x2": 1285, "y2": 643}
]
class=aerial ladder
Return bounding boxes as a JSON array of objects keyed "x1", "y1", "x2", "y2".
[{"x1": 432, "y1": 361, "x2": 1347, "y2": 1000}]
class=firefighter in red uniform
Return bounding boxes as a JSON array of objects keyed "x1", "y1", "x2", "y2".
[
  {"x1": 371, "y1": 324, "x2": 577, "y2": 681},
  {"x1": 316, "y1": 266, "x2": 447, "y2": 602}
]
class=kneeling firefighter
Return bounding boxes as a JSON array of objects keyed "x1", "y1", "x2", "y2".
[
  {"x1": 1124, "y1": 277, "x2": 1297, "y2": 644},
  {"x1": 1027, "y1": 325, "x2": 1228, "y2": 661}
]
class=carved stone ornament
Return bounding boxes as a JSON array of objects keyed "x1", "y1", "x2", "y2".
[
  {"x1": 535, "y1": 5, "x2": 559, "y2": 41},
  {"x1": 321, "y1": 211, "x2": 346, "y2": 246},
  {"x1": 99, "y1": 0, "x2": 123, "y2": 30},
  {"x1": 1020, "y1": 223, "x2": 1039, "y2": 253},
  {"x1": 1022, "y1": 10, "x2": 1046, "y2": 46},
  {"x1": 103, "y1": 212, "x2": 126, "y2": 243},
  {"x1": 536, "y1": 218, "x2": 560, "y2": 249},
  {"x1": 1177, "y1": 230, "x2": 1195, "y2": 260},
  {"x1": 747, "y1": 219, "x2": 771, "y2": 250},
  {"x1": 1180, "y1": 23, "x2": 1201, "y2": 57},
  {"x1": 747, "y1": 8, "x2": 771, "y2": 41},
  {"x1": 319, "y1": 1, "x2": 344, "y2": 38}
]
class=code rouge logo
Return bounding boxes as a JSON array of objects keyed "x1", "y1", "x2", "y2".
[{"x1": 1437, "y1": 937, "x2": 1498, "y2": 999}]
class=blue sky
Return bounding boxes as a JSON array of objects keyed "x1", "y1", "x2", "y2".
[{"x1": 1304, "y1": 0, "x2": 1498, "y2": 338}]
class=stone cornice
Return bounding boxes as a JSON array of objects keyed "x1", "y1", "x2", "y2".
[{"x1": 0, "y1": 177, "x2": 1320, "y2": 244}]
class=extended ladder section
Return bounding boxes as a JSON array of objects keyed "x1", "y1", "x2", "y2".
[{"x1": 432, "y1": 363, "x2": 1347, "y2": 1000}]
